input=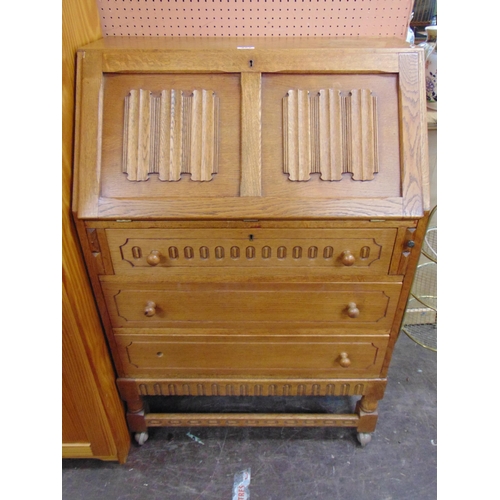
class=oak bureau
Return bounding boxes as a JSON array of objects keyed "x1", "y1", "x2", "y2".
[{"x1": 72, "y1": 37, "x2": 430, "y2": 447}]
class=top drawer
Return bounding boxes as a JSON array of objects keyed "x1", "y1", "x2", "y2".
[{"x1": 105, "y1": 228, "x2": 397, "y2": 276}]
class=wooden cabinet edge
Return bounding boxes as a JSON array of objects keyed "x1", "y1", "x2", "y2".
[
  {"x1": 62, "y1": 443, "x2": 127, "y2": 463},
  {"x1": 380, "y1": 212, "x2": 430, "y2": 378},
  {"x1": 62, "y1": 443, "x2": 93, "y2": 459},
  {"x1": 73, "y1": 217, "x2": 127, "y2": 376}
]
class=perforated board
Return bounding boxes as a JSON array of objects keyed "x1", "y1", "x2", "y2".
[{"x1": 97, "y1": 0, "x2": 413, "y2": 38}]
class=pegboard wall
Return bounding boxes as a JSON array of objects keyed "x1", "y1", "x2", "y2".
[{"x1": 97, "y1": 0, "x2": 414, "y2": 38}]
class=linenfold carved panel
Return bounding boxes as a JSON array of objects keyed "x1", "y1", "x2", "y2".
[
  {"x1": 122, "y1": 89, "x2": 219, "y2": 181},
  {"x1": 283, "y1": 89, "x2": 379, "y2": 182}
]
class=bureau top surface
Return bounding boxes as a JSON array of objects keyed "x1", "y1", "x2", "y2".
[
  {"x1": 79, "y1": 36, "x2": 414, "y2": 52},
  {"x1": 73, "y1": 37, "x2": 429, "y2": 221}
]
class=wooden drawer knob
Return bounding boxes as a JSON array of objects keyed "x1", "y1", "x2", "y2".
[
  {"x1": 146, "y1": 250, "x2": 161, "y2": 266},
  {"x1": 347, "y1": 302, "x2": 360, "y2": 318},
  {"x1": 341, "y1": 250, "x2": 355, "y2": 266},
  {"x1": 339, "y1": 352, "x2": 351, "y2": 368},
  {"x1": 144, "y1": 301, "x2": 157, "y2": 317}
]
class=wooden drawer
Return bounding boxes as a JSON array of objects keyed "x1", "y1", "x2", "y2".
[
  {"x1": 106, "y1": 228, "x2": 397, "y2": 275},
  {"x1": 102, "y1": 282, "x2": 401, "y2": 332},
  {"x1": 114, "y1": 332, "x2": 389, "y2": 378}
]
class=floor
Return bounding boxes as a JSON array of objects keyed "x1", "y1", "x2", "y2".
[{"x1": 62, "y1": 332, "x2": 437, "y2": 500}]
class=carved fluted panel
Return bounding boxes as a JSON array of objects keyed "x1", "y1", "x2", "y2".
[
  {"x1": 123, "y1": 89, "x2": 219, "y2": 181},
  {"x1": 346, "y1": 89, "x2": 379, "y2": 181},
  {"x1": 283, "y1": 89, "x2": 378, "y2": 181}
]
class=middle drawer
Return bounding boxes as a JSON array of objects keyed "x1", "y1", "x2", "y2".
[{"x1": 102, "y1": 282, "x2": 401, "y2": 332}]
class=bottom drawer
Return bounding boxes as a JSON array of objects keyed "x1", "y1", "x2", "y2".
[{"x1": 114, "y1": 333, "x2": 389, "y2": 378}]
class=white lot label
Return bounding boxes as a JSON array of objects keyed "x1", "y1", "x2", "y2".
[{"x1": 232, "y1": 468, "x2": 251, "y2": 500}]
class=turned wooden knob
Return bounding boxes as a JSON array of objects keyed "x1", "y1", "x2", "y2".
[
  {"x1": 339, "y1": 352, "x2": 351, "y2": 368},
  {"x1": 341, "y1": 250, "x2": 355, "y2": 266},
  {"x1": 144, "y1": 301, "x2": 157, "y2": 317},
  {"x1": 146, "y1": 250, "x2": 161, "y2": 266},
  {"x1": 347, "y1": 302, "x2": 360, "y2": 318}
]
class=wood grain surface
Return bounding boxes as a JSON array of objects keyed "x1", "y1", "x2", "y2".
[
  {"x1": 115, "y1": 333, "x2": 389, "y2": 378},
  {"x1": 63, "y1": 0, "x2": 130, "y2": 462},
  {"x1": 105, "y1": 227, "x2": 397, "y2": 275},
  {"x1": 72, "y1": 36, "x2": 429, "y2": 440},
  {"x1": 74, "y1": 39, "x2": 427, "y2": 220}
]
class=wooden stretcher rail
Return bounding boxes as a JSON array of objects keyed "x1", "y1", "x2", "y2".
[{"x1": 145, "y1": 413, "x2": 360, "y2": 427}]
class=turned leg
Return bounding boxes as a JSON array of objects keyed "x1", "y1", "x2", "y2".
[
  {"x1": 355, "y1": 396, "x2": 380, "y2": 447},
  {"x1": 356, "y1": 395, "x2": 379, "y2": 414},
  {"x1": 117, "y1": 379, "x2": 149, "y2": 444}
]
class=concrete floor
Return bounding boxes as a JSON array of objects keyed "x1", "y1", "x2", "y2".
[{"x1": 62, "y1": 332, "x2": 437, "y2": 499}]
